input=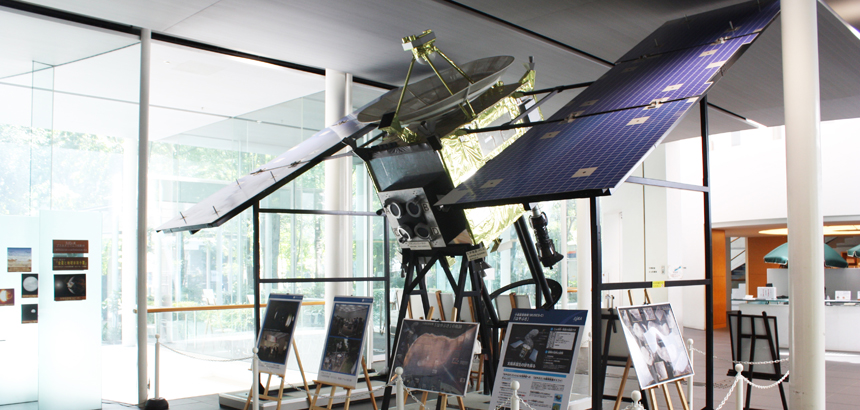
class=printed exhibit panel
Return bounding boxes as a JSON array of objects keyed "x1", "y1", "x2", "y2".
[
  {"x1": 317, "y1": 296, "x2": 374, "y2": 387},
  {"x1": 0, "y1": 216, "x2": 40, "y2": 405},
  {"x1": 256, "y1": 294, "x2": 303, "y2": 375},
  {"x1": 616, "y1": 303, "x2": 693, "y2": 389},
  {"x1": 38, "y1": 210, "x2": 102, "y2": 410},
  {"x1": 489, "y1": 309, "x2": 588, "y2": 410},
  {"x1": 392, "y1": 319, "x2": 479, "y2": 396}
]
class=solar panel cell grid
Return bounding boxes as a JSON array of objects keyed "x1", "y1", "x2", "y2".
[
  {"x1": 618, "y1": 0, "x2": 779, "y2": 63},
  {"x1": 551, "y1": 36, "x2": 754, "y2": 119},
  {"x1": 436, "y1": 100, "x2": 695, "y2": 207}
]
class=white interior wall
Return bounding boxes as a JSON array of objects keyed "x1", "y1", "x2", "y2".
[{"x1": 710, "y1": 118, "x2": 860, "y2": 225}]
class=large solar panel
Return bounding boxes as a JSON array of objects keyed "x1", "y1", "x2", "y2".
[
  {"x1": 436, "y1": 0, "x2": 779, "y2": 209},
  {"x1": 157, "y1": 114, "x2": 376, "y2": 233},
  {"x1": 618, "y1": 0, "x2": 779, "y2": 63},
  {"x1": 437, "y1": 100, "x2": 695, "y2": 207}
]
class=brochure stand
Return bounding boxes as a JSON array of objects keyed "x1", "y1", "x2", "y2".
[{"x1": 243, "y1": 340, "x2": 312, "y2": 410}]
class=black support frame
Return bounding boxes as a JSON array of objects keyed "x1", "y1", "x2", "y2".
[{"x1": 589, "y1": 96, "x2": 716, "y2": 410}]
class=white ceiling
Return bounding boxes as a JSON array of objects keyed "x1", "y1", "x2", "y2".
[{"x1": 4, "y1": 0, "x2": 860, "y2": 143}]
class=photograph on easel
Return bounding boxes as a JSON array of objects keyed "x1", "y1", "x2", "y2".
[
  {"x1": 317, "y1": 296, "x2": 374, "y2": 387},
  {"x1": 255, "y1": 293, "x2": 303, "y2": 374},
  {"x1": 392, "y1": 319, "x2": 479, "y2": 396},
  {"x1": 617, "y1": 303, "x2": 693, "y2": 389}
]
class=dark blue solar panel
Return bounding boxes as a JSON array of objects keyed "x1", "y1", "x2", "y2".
[
  {"x1": 618, "y1": 0, "x2": 779, "y2": 63},
  {"x1": 551, "y1": 36, "x2": 753, "y2": 119},
  {"x1": 435, "y1": 100, "x2": 695, "y2": 208},
  {"x1": 437, "y1": 0, "x2": 778, "y2": 209}
]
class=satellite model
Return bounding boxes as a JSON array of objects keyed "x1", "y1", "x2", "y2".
[{"x1": 156, "y1": 0, "x2": 780, "y2": 396}]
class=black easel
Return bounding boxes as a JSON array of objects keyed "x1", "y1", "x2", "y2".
[{"x1": 727, "y1": 311, "x2": 788, "y2": 410}]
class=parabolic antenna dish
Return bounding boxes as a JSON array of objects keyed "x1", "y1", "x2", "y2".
[{"x1": 357, "y1": 55, "x2": 514, "y2": 125}]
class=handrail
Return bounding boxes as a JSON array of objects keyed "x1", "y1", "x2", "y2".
[
  {"x1": 567, "y1": 287, "x2": 578, "y2": 293},
  {"x1": 147, "y1": 300, "x2": 325, "y2": 313}
]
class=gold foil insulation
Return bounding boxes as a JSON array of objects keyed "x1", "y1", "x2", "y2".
[{"x1": 439, "y1": 70, "x2": 539, "y2": 248}]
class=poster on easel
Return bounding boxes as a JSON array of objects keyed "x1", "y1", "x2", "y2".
[
  {"x1": 488, "y1": 309, "x2": 588, "y2": 410},
  {"x1": 317, "y1": 296, "x2": 373, "y2": 387},
  {"x1": 256, "y1": 293, "x2": 303, "y2": 374},
  {"x1": 616, "y1": 303, "x2": 693, "y2": 389},
  {"x1": 392, "y1": 319, "x2": 479, "y2": 396}
]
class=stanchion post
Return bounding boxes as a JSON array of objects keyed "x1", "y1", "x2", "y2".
[
  {"x1": 395, "y1": 367, "x2": 404, "y2": 410},
  {"x1": 687, "y1": 338, "x2": 694, "y2": 409},
  {"x1": 253, "y1": 347, "x2": 260, "y2": 410},
  {"x1": 154, "y1": 334, "x2": 160, "y2": 399},
  {"x1": 631, "y1": 391, "x2": 642, "y2": 409},
  {"x1": 511, "y1": 381, "x2": 520, "y2": 410},
  {"x1": 587, "y1": 332, "x2": 592, "y2": 394},
  {"x1": 735, "y1": 364, "x2": 744, "y2": 410}
]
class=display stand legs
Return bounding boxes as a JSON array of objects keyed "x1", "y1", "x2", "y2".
[{"x1": 244, "y1": 340, "x2": 312, "y2": 410}]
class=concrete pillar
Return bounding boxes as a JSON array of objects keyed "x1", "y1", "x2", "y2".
[
  {"x1": 324, "y1": 70, "x2": 353, "y2": 322},
  {"x1": 781, "y1": 0, "x2": 825, "y2": 408}
]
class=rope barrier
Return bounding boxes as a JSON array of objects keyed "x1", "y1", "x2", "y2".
[
  {"x1": 160, "y1": 343, "x2": 254, "y2": 362},
  {"x1": 690, "y1": 347, "x2": 789, "y2": 365}
]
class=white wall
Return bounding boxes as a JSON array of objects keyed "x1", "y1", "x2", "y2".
[{"x1": 710, "y1": 118, "x2": 860, "y2": 225}]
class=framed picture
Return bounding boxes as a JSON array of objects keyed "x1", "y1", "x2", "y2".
[
  {"x1": 255, "y1": 294, "x2": 303, "y2": 375},
  {"x1": 392, "y1": 319, "x2": 478, "y2": 396},
  {"x1": 22, "y1": 274, "x2": 38, "y2": 298},
  {"x1": 617, "y1": 303, "x2": 693, "y2": 389},
  {"x1": 8, "y1": 247, "x2": 32, "y2": 272},
  {"x1": 54, "y1": 274, "x2": 86, "y2": 301},
  {"x1": 317, "y1": 296, "x2": 373, "y2": 387}
]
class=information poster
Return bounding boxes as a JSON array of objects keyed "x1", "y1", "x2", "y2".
[
  {"x1": 392, "y1": 319, "x2": 479, "y2": 396},
  {"x1": 7, "y1": 247, "x2": 32, "y2": 272},
  {"x1": 317, "y1": 296, "x2": 373, "y2": 387},
  {"x1": 256, "y1": 294, "x2": 303, "y2": 374},
  {"x1": 616, "y1": 303, "x2": 693, "y2": 389},
  {"x1": 488, "y1": 309, "x2": 588, "y2": 410}
]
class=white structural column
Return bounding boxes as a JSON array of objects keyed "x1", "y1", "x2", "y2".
[
  {"x1": 781, "y1": 0, "x2": 825, "y2": 408},
  {"x1": 324, "y1": 70, "x2": 353, "y2": 322},
  {"x1": 137, "y1": 28, "x2": 152, "y2": 405}
]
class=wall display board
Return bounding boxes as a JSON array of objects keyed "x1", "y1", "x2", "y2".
[
  {"x1": 317, "y1": 296, "x2": 373, "y2": 387},
  {"x1": 7, "y1": 247, "x2": 32, "y2": 272},
  {"x1": 0, "y1": 216, "x2": 40, "y2": 405},
  {"x1": 38, "y1": 210, "x2": 102, "y2": 410},
  {"x1": 392, "y1": 319, "x2": 479, "y2": 396},
  {"x1": 22, "y1": 274, "x2": 38, "y2": 298},
  {"x1": 616, "y1": 303, "x2": 693, "y2": 389},
  {"x1": 256, "y1": 293, "x2": 303, "y2": 374},
  {"x1": 488, "y1": 309, "x2": 587, "y2": 410}
]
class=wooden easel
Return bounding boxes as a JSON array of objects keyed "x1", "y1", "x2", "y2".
[
  {"x1": 244, "y1": 339, "x2": 313, "y2": 410},
  {"x1": 618, "y1": 290, "x2": 689, "y2": 410},
  {"x1": 309, "y1": 357, "x2": 378, "y2": 410}
]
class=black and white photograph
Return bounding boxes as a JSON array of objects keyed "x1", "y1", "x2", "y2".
[
  {"x1": 54, "y1": 274, "x2": 86, "y2": 301},
  {"x1": 617, "y1": 303, "x2": 693, "y2": 389},
  {"x1": 392, "y1": 319, "x2": 479, "y2": 396},
  {"x1": 329, "y1": 302, "x2": 369, "y2": 339},
  {"x1": 321, "y1": 337, "x2": 362, "y2": 375}
]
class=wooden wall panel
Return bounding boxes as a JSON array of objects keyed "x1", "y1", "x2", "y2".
[
  {"x1": 746, "y1": 236, "x2": 787, "y2": 296},
  {"x1": 712, "y1": 230, "x2": 727, "y2": 328}
]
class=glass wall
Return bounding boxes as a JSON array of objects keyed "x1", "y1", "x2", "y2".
[{"x1": 0, "y1": 6, "x2": 581, "y2": 403}]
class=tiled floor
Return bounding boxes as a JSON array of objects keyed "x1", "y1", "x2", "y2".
[{"x1": 3, "y1": 326, "x2": 857, "y2": 409}]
